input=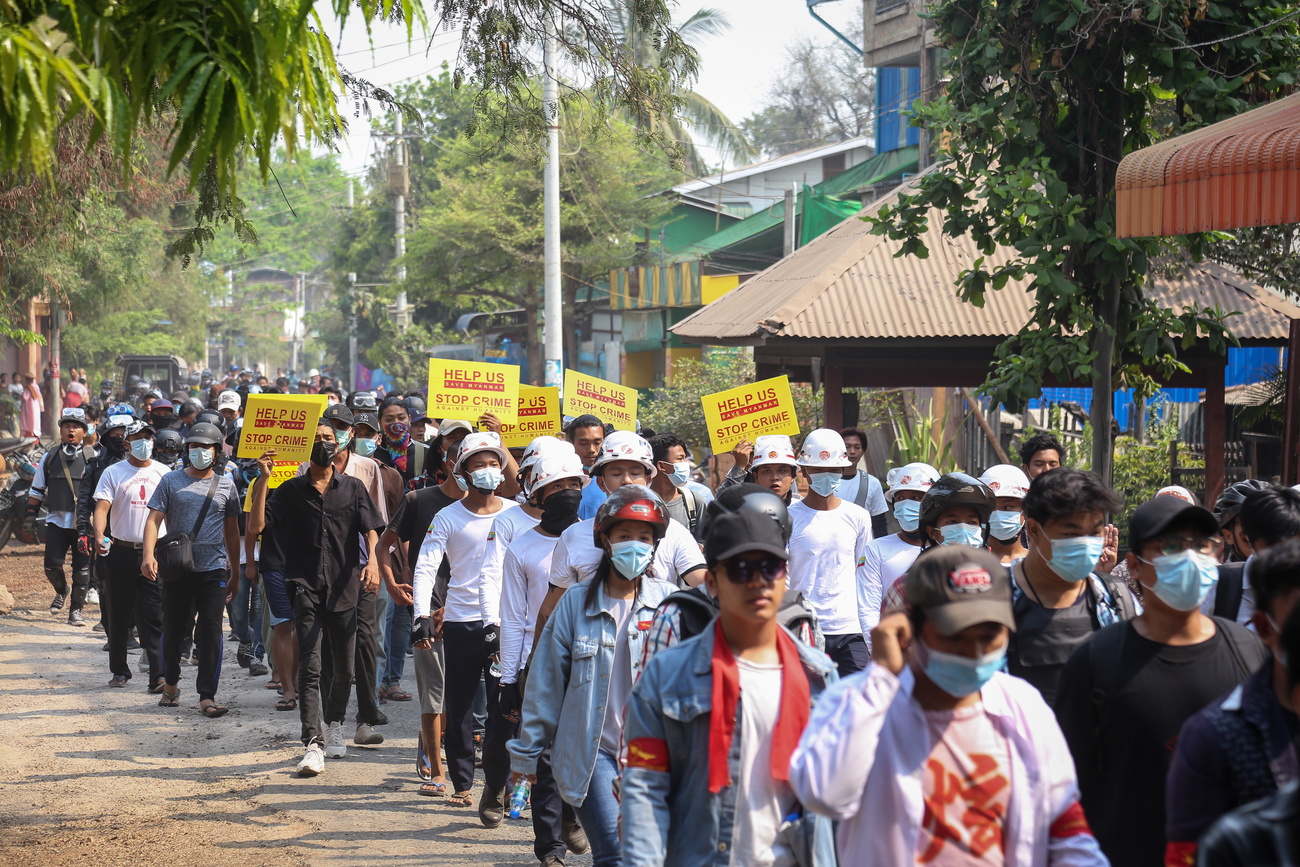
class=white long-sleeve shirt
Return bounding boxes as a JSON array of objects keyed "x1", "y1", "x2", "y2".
[
  {"x1": 478, "y1": 506, "x2": 540, "y2": 626},
  {"x1": 498, "y1": 528, "x2": 562, "y2": 683},
  {"x1": 790, "y1": 664, "x2": 1109, "y2": 866},
  {"x1": 412, "y1": 498, "x2": 517, "y2": 622}
]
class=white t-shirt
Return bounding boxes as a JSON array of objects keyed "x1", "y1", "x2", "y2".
[
  {"x1": 786, "y1": 499, "x2": 872, "y2": 635},
  {"x1": 837, "y1": 471, "x2": 888, "y2": 516},
  {"x1": 93, "y1": 460, "x2": 171, "y2": 543},
  {"x1": 732, "y1": 657, "x2": 796, "y2": 867},
  {"x1": 499, "y1": 528, "x2": 562, "y2": 683},
  {"x1": 479, "y1": 506, "x2": 541, "y2": 625},
  {"x1": 412, "y1": 498, "x2": 518, "y2": 621},
  {"x1": 859, "y1": 533, "x2": 923, "y2": 635},
  {"x1": 549, "y1": 517, "x2": 705, "y2": 589}
]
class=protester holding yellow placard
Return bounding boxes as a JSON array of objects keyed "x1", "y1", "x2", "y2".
[
  {"x1": 699, "y1": 375, "x2": 800, "y2": 454},
  {"x1": 427, "y1": 359, "x2": 521, "y2": 425},
  {"x1": 563, "y1": 370, "x2": 637, "y2": 432}
]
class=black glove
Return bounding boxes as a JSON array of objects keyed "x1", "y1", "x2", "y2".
[
  {"x1": 24, "y1": 499, "x2": 39, "y2": 518},
  {"x1": 411, "y1": 616, "x2": 437, "y2": 646},
  {"x1": 483, "y1": 623, "x2": 501, "y2": 658},
  {"x1": 498, "y1": 681, "x2": 521, "y2": 723}
]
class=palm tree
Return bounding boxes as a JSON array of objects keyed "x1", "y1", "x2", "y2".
[{"x1": 604, "y1": 3, "x2": 760, "y2": 175}]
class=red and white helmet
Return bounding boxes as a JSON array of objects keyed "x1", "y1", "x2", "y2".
[
  {"x1": 591, "y1": 430, "x2": 656, "y2": 478},
  {"x1": 521, "y1": 435, "x2": 574, "y2": 471},
  {"x1": 978, "y1": 464, "x2": 1030, "y2": 500},
  {"x1": 751, "y1": 435, "x2": 798, "y2": 469},
  {"x1": 885, "y1": 462, "x2": 941, "y2": 502},
  {"x1": 455, "y1": 431, "x2": 509, "y2": 473},
  {"x1": 528, "y1": 452, "x2": 586, "y2": 499},
  {"x1": 797, "y1": 428, "x2": 851, "y2": 469},
  {"x1": 593, "y1": 484, "x2": 670, "y2": 545}
]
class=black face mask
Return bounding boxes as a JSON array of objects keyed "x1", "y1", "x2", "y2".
[
  {"x1": 150, "y1": 413, "x2": 172, "y2": 428},
  {"x1": 104, "y1": 436, "x2": 126, "y2": 456},
  {"x1": 539, "y1": 488, "x2": 584, "y2": 536},
  {"x1": 310, "y1": 441, "x2": 337, "y2": 467}
]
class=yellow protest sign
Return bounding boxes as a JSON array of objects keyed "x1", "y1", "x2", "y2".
[
  {"x1": 426, "y1": 359, "x2": 520, "y2": 424},
  {"x1": 500, "y1": 386, "x2": 561, "y2": 448},
  {"x1": 242, "y1": 461, "x2": 302, "y2": 512},
  {"x1": 701, "y1": 375, "x2": 800, "y2": 453},
  {"x1": 563, "y1": 370, "x2": 637, "y2": 432},
  {"x1": 237, "y1": 394, "x2": 328, "y2": 462}
]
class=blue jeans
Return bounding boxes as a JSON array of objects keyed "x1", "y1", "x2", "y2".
[
  {"x1": 229, "y1": 571, "x2": 264, "y2": 659},
  {"x1": 372, "y1": 588, "x2": 391, "y2": 693},
  {"x1": 383, "y1": 602, "x2": 411, "y2": 687},
  {"x1": 574, "y1": 749, "x2": 622, "y2": 867}
]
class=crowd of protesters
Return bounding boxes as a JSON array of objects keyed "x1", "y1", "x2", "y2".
[{"x1": 19, "y1": 369, "x2": 1300, "y2": 867}]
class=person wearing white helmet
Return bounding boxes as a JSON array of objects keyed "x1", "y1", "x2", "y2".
[
  {"x1": 787, "y1": 428, "x2": 875, "y2": 676},
  {"x1": 980, "y1": 464, "x2": 1032, "y2": 565},
  {"x1": 536, "y1": 431, "x2": 708, "y2": 638},
  {"x1": 861, "y1": 462, "x2": 940, "y2": 627},
  {"x1": 721, "y1": 434, "x2": 802, "y2": 503},
  {"x1": 411, "y1": 431, "x2": 518, "y2": 809}
]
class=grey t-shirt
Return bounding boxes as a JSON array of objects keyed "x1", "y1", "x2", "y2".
[{"x1": 147, "y1": 469, "x2": 240, "y2": 573}]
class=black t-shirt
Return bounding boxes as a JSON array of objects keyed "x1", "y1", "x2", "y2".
[
  {"x1": 1008, "y1": 589, "x2": 1094, "y2": 705},
  {"x1": 388, "y1": 486, "x2": 457, "y2": 609},
  {"x1": 1053, "y1": 619, "x2": 1268, "y2": 867}
]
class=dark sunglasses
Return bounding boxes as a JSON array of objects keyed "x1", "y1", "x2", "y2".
[{"x1": 721, "y1": 557, "x2": 787, "y2": 584}]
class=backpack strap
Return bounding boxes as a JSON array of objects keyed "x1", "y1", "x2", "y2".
[
  {"x1": 680, "y1": 486, "x2": 700, "y2": 534},
  {"x1": 1087, "y1": 623, "x2": 1130, "y2": 777},
  {"x1": 660, "y1": 586, "x2": 718, "y2": 643},
  {"x1": 851, "y1": 470, "x2": 870, "y2": 509}
]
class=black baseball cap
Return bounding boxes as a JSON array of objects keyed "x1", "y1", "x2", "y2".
[
  {"x1": 353, "y1": 411, "x2": 379, "y2": 433},
  {"x1": 704, "y1": 509, "x2": 788, "y2": 566},
  {"x1": 1128, "y1": 496, "x2": 1218, "y2": 553},
  {"x1": 904, "y1": 547, "x2": 1015, "y2": 636},
  {"x1": 322, "y1": 404, "x2": 354, "y2": 427}
]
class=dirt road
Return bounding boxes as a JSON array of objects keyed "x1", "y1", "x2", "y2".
[{"x1": 0, "y1": 546, "x2": 585, "y2": 866}]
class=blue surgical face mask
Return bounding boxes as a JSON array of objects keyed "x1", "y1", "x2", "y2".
[
  {"x1": 989, "y1": 509, "x2": 1024, "y2": 542},
  {"x1": 894, "y1": 499, "x2": 921, "y2": 532},
  {"x1": 333, "y1": 428, "x2": 351, "y2": 449},
  {"x1": 917, "y1": 639, "x2": 1006, "y2": 698},
  {"x1": 469, "y1": 467, "x2": 504, "y2": 493},
  {"x1": 668, "y1": 462, "x2": 691, "y2": 488},
  {"x1": 939, "y1": 523, "x2": 985, "y2": 548},
  {"x1": 1148, "y1": 549, "x2": 1219, "y2": 611},
  {"x1": 188, "y1": 448, "x2": 214, "y2": 470},
  {"x1": 610, "y1": 539, "x2": 654, "y2": 579},
  {"x1": 807, "y1": 472, "x2": 842, "y2": 498},
  {"x1": 1046, "y1": 536, "x2": 1104, "y2": 583},
  {"x1": 453, "y1": 472, "x2": 469, "y2": 492},
  {"x1": 130, "y1": 438, "x2": 153, "y2": 460},
  {"x1": 354, "y1": 438, "x2": 378, "y2": 458}
]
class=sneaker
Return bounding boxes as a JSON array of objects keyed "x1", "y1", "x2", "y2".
[
  {"x1": 227, "y1": 630, "x2": 240, "y2": 642},
  {"x1": 108, "y1": 675, "x2": 128, "y2": 687},
  {"x1": 324, "y1": 723, "x2": 347, "y2": 758},
  {"x1": 101, "y1": 641, "x2": 110, "y2": 651},
  {"x1": 67, "y1": 609, "x2": 86, "y2": 627},
  {"x1": 297, "y1": 743, "x2": 325, "y2": 777},
  {"x1": 137, "y1": 654, "x2": 149, "y2": 674},
  {"x1": 86, "y1": 588, "x2": 100, "y2": 605},
  {"x1": 248, "y1": 659, "x2": 269, "y2": 677},
  {"x1": 49, "y1": 593, "x2": 66, "y2": 614},
  {"x1": 182, "y1": 652, "x2": 198, "y2": 666},
  {"x1": 562, "y1": 815, "x2": 590, "y2": 854},
  {"x1": 354, "y1": 724, "x2": 384, "y2": 746},
  {"x1": 541, "y1": 856, "x2": 567, "y2": 867},
  {"x1": 93, "y1": 620, "x2": 106, "y2": 633},
  {"x1": 236, "y1": 641, "x2": 252, "y2": 669}
]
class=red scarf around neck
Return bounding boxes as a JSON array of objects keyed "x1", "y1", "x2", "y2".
[{"x1": 708, "y1": 618, "x2": 811, "y2": 793}]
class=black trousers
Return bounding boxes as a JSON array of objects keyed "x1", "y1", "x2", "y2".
[
  {"x1": 106, "y1": 544, "x2": 163, "y2": 682},
  {"x1": 443, "y1": 621, "x2": 507, "y2": 793},
  {"x1": 824, "y1": 632, "x2": 870, "y2": 677},
  {"x1": 295, "y1": 592, "x2": 357, "y2": 746},
  {"x1": 44, "y1": 525, "x2": 91, "y2": 612},
  {"x1": 320, "y1": 588, "x2": 381, "y2": 726},
  {"x1": 161, "y1": 568, "x2": 228, "y2": 701}
]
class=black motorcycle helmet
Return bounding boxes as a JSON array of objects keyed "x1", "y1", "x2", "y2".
[
  {"x1": 154, "y1": 428, "x2": 184, "y2": 457},
  {"x1": 919, "y1": 472, "x2": 996, "y2": 535},
  {"x1": 698, "y1": 482, "x2": 793, "y2": 547},
  {"x1": 1212, "y1": 479, "x2": 1271, "y2": 529},
  {"x1": 194, "y1": 409, "x2": 227, "y2": 433},
  {"x1": 185, "y1": 422, "x2": 225, "y2": 447},
  {"x1": 403, "y1": 394, "x2": 427, "y2": 416}
]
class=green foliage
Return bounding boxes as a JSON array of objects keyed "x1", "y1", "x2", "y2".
[
  {"x1": 1111, "y1": 412, "x2": 1204, "y2": 548},
  {"x1": 362, "y1": 321, "x2": 458, "y2": 394},
  {"x1": 865, "y1": 0, "x2": 1298, "y2": 480},
  {"x1": 888, "y1": 407, "x2": 957, "y2": 473}
]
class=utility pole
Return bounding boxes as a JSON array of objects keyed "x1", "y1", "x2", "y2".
[
  {"x1": 394, "y1": 114, "x2": 409, "y2": 331},
  {"x1": 348, "y1": 272, "x2": 358, "y2": 390},
  {"x1": 542, "y1": 15, "x2": 563, "y2": 389},
  {"x1": 783, "y1": 185, "x2": 797, "y2": 256}
]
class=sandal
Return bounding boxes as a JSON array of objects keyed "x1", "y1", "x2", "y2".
[
  {"x1": 275, "y1": 697, "x2": 298, "y2": 711},
  {"x1": 265, "y1": 680, "x2": 281, "y2": 690},
  {"x1": 418, "y1": 781, "x2": 447, "y2": 797},
  {"x1": 147, "y1": 677, "x2": 166, "y2": 695},
  {"x1": 385, "y1": 686, "x2": 412, "y2": 702},
  {"x1": 158, "y1": 688, "x2": 180, "y2": 708},
  {"x1": 416, "y1": 735, "x2": 432, "y2": 781},
  {"x1": 449, "y1": 791, "x2": 474, "y2": 807},
  {"x1": 198, "y1": 701, "x2": 229, "y2": 718}
]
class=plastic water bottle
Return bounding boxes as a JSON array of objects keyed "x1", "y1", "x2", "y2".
[{"x1": 508, "y1": 780, "x2": 530, "y2": 819}]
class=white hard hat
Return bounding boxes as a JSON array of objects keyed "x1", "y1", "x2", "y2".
[
  {"x1": 521, "y1": 435, "x2": 574, "y2": 471},
  {"x1": 797, "y1": 428, "x2": 851, "y2": 469},
  {"x1": 530, "y1": 453, "x2": 586, "y2": 497},
  {"x1": 591, "y1": 430, "x2": 657, "y2": 478},
  {"x1": 885, "y1": 462, "x2": 941, "y2": 502},
  {"x1": 455, "y1": 431, "x2": 509, "y2": 473},
  {"x1": 308, "y1": 368, "x2": 319, "y2": 377},
  {"x1": 979, "y1": 464, "x2": 1031, "y2": 500},
  {"x1": 751, "y1": 435, "x2": 799, "y2": 469},
  {"x1": 1156, "y1": 485, "x2": 1198, "y2": 505}
]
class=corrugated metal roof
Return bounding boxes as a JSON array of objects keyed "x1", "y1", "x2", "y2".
[
  {"x1": 1116, "y1": 92, "x2": 1300, "y2": 237},
  {"x1": 672, "y1": 173, "x2": 1300, "y2": 343},
  {"x1": 672, "y1": 137, "x2": 873, "y2": 196}
]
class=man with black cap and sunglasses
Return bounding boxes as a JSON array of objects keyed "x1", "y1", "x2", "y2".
[
  {"x1": 1053, "y1": 495, "x2": 1268, "y2": 867},
  {"x1": 28, "y1": 406, "x2": 99, "y2": 625},
  {"x1": 621, "y1": 487, "x2": 839, "y2": 867},
  {"x1": 790, "y1": 546, "x2": 1106, "y2": 865}
]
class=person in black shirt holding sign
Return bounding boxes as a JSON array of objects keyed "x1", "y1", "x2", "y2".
[
  {"x1": 1054, "y1": 496, "x2": 1268, "y2": 867},
  {"x1": 247, "y1": 422, "x2": 385, "y2": 777}
]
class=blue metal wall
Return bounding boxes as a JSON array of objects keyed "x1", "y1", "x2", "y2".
[{"x1": 876, "y1": 67, "x2": 921, "y2": 154}]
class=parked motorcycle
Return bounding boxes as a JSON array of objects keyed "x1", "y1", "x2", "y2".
[{"x1": 0, "y1": 444, "x2": 47, "y2": 550}]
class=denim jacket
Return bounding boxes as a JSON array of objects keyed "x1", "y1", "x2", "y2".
[
  {"x1": 620, "y1": 626, "x2": 840, "y2": 867},
  {"x1": 508, "y1": 577, "x2": 675, "y2": 806}
]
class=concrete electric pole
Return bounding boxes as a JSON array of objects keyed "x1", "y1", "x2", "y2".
[{"x1": 542, "y1": 16, "x2": 563, "y2": 389}]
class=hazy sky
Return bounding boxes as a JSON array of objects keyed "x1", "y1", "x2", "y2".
[{"x1": 326, "y1": 0, "x2": 862, "y2": 177}]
